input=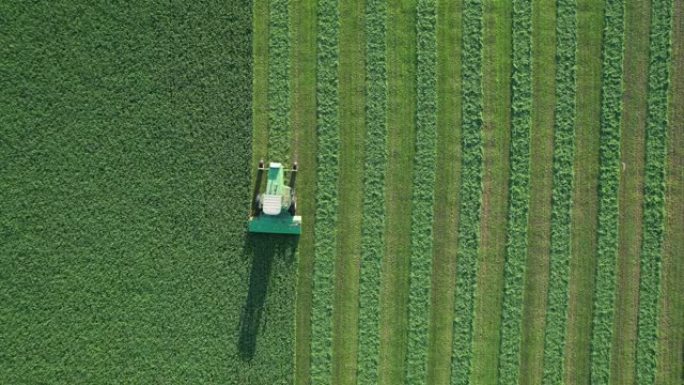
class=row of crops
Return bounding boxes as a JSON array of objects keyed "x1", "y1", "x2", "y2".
[{"x1": 250, "y1": 0, "x2": 679, "y2": 384}]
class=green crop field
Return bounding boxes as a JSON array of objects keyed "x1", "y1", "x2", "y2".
[{"x1": 2, "y1": 1, "x2": 682, "y2": 385}]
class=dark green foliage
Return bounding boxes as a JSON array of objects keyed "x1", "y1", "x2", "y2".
[
  {"x1": 357, "y1": 0, "x2": 387, "y2": 382},
  {"x1": 497, "y1": 0, "x2": 531, "y2": 383},
  {"x1": 591, "y1": 0, "x2": 625, "y2": 383},
  {"x1": 268, "y1": 0, "x2": 291, "y2": 162},
  {"x1": 541, "y1": 0, "x2": 577, "y2": 383},
  {"x1": 636, "y1": 0, "x2": 672, "y2": 383},
  {"x1": 451, "y1": 1, "x2": 484, "y2": 384},
  {"x1": 0, "y1": 2, "x2": 294, "y2": 384},
  {"x1": 310, "y1": 0, "x2": 340, "y2": 382},
  {"x1": 406, "y1": 0, "x2": 437, "y2": 383}
]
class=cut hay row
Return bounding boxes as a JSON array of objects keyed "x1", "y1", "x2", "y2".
[
  {"x1": 406, "y1": 0, "x2": 437, "y2": 383},
  {"x1": 496, "y1": 0, "x2": 531, "y2": 383},
  {"x1": 590, "y1": 0, "x2": 625, "y2": 383},
  {"x1": 541, "y1": 0, "x2": 577, "y2": 383},
  {"x1": 268, "y1": 0, "x2": 291, "y2": 161},
  {"x1": 635, "y1": 0, "x2": 672, "y2": 383},
  {"x1": 310, "y1": 0, "x2": 340, "y2": 382},
  {"x1": 356, "y1": 0, "x2": 387, "y2": 382},
  {"x1": 451, "y1": 0, "x2": 484, "y2": 384},
  {"x1": 252, "y1": 0, "x2": 270, "y2": 167}
]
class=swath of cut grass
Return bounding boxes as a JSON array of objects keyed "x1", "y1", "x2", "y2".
[
  {"x1": 268, "y1": 0, "x2": 291, "y2": 162},
  {"x1": 310, "y1": 0, "x2": 340, "y2": 382},
  {"x1": 451, "y1": 1, "x2": 484, "y2": 384},
  {"x1": 590, "y1": 0, "x2": 625, "y2": 383}
]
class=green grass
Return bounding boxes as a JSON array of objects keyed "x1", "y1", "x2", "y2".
[
  {"x1": 268, "y1": 0, "x2": 291, "y2": 162},
  {"x1": 405, "y1": 0, "x2": 437, "y2": 383},
  {"x1": 518, "y1": 1, "x2": 555, "y2": 384},
  {"x1": 590, "y1": 0, "x2": 625, "y2": 382},
  {"x1": 253, "y1": 0, "x2": 270, "y2": 166},
  {"x1": 610, "y1": 0, "x2": 650, "y2": 383},
  {"x1": 426, "y1": 0, "x2": 462, "y2": 383},
  {"x1": 656, "y1": 2, "x2": 684, "y2": 383},
  {"x1": 0, "y1": 2, "x2": 297, "y2": 384},
  {"x1": 356, "y1": 0, "x2": 387, "y2": 382},
  {"x1": 451, "y1": 1, "x2": 484, "y2": 384},
  {"x1": 565, "y1": 2, "x2": 603, "y2": 385},
  {"x1": 310, "y1": 0, "x2": 340, "y2": 382},
  {"x1": 332, "y1": 0, "x2": 366, "y2": 383},
  {"x1": 289, "y1": 0, "x2": 318, "y2": 383},
  {"x1": 541, "y1": 0, "x2": 577, "y2": 384},
  {"x1": 634, "y1": 0, "x2": 672, "y2": 383},
  {"x1": 496, "y1": 0, "x2": 531, "y2": 383},
  {"x1": 378, "y1": 1, "x2": 416, "y2": 383},
  {"x1": 470, "y1": 1, "x2": 512, "y2": 384}
]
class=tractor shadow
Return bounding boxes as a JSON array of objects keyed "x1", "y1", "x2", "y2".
[{"x1": 237, "y1": 232, "x2": 297, "y2": 361}]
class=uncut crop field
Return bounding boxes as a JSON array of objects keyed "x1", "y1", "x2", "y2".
[
  {"x1": 1, "y1": 1, "x2": 681, "y2": 385},
  {"x1": 253, "y1": 0, "x2": 682, "y2": 385}
]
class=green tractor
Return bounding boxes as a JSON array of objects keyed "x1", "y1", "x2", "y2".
[{"x1": 248, "y1": 160, "x2": 302, "y2": 235}]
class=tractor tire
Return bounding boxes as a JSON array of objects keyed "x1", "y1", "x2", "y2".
[{"x1": 289, "y1": 196, "x2": 297, "y2": 215}]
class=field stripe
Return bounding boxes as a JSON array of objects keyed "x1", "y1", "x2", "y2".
[
  {"x1": 332, "y1": 0, "x2": 366, "y2": 383},
  {"x1": 290, "y1": 0, "x2": 318, "y2": 383},
  {"x1": 634, "y1": 0, "x2": 672, "y2": 383},
  {"x1": 610, "y1": 0, "x2": 650, "y2": 383},
  {"x1": 310, "y1": 0, "x2": 340, "y2": 381},
  {"x1": 426, "y1": 0, "x2": 462, "y2": 383},
  {"x1": 252, "y1": 0, "x2": 269, "y2": 168},
  {"x1": 405, "y1": 0, "x2": 437, "y2": 383},
  {"x1": 470, "y1": 1, "x2": 512, "y2": 384},
  {"x1": 517, "y1": 0, "x2": 555, "y2": 384},
  {"x1": 565, "y1": 1, "x2": 603, "y2": 384},
  {"x1": 590, "y1": 0, "x2": 625, "y2": 382},
  {"x1": 655, "y1": 1, "x2": 684, "y2": 383},
  {"x1": 267, "y1": 0, "x2": 291, "y2": 161},
  {"x1": 540, "y1": 0, "x2": 577, "y2": 383},
  {"x1": 356, "y1": 0, "x2": 387, "y2": 382},
  {"x1": 378, "y1": 1, "x2": 416, "y2": 383},
  {"x1": 450, "y1": 0, "x2": 484, "y2": 384},
  {"x1": 496, "y1": 0, "x2": 531, "y2": 384}
]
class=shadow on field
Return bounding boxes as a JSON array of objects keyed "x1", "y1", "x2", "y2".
[{"x1": 237, "y1": 233, "x2": 297, "y2": 361}]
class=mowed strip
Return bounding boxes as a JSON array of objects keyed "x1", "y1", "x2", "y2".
[
  {"x1": 268, "y1": 0, "x2": 291, "y2": 161},
  {"x1": 656, "y1": 1, "x2": 684, "y2": 383},
  {"x1": 518, "y1": 0, "x2": 555, "y2": 384},
  {"x1": 565, "y1": 1, "x2": 603, "y2": 384},
  {"x1": 378, "y1": 1, "x2": 416, "y2": 383},
  {"x1": 356, "y1": 0, "x2": 387, "y2": 382},
  {"x1": 310, "y1": 0, "x2": 340, "y2": 382},
  {"x1": 470, "y1": 0, "x2": 512, "y2": 384},
  {"x1": 496, "y1": 0, "x2": 531, "y2": 383},
  {"x1": 405, "y1": 0, "x2": 437, "y2": 383},
  {"x1": 635, "y1": 0, "x2": 672, "y2": 383},
  {"x1": 290, "y1": 0, "x2": 317, "y2": 383},
  {"x1": 610, "y1": 0, "x2": 649, "y2": 383},
  {"x1": 590, "y1": 0, "x2": 625, "y2": 382},
  {"x1": 451, "y1": 0, "x2": 484, "y2": 384},
  {"x1": 426, "y1": 0, "x2": 462, "y2": 383},
  {"x1": 541, "y1": 0, "x2": 577, "y2": 383},
  {"x1": 332, "y1": 0, "x2": 365, "y2": 383},
  {"x1": 252, "y1": 0, "x2": 269, "y2": 168}
]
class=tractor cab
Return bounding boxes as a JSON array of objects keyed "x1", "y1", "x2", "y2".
[{"x1": 248, "y1": 161, "x2": 301, "y2": 235}]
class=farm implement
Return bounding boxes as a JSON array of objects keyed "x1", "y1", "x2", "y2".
[{"x1": 248, "y1": 160, "x2": 301, "y2": 235}]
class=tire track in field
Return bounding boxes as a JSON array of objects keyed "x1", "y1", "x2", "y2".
[
  {"x1": 332, "y1": 0, "x2": 365, "y2": 383},
  {"x1": 426, "y1": 0, "x2": 462, "y2": 383},
  {"x1": 518, "y1": 1, "x2": 555, "y2": 384},
  {"x1": 290, "y1": 0, "x2": 318, "y2": 383},
  {"x1": 610, "y1": 0, "x2": 650, "y2": 383},
  {"x1": 655, "y1": 1, "x2": 684, "y2": 383},
  {"x1": 378, "y1": 1, "x2": 416, "y2": 383},
  {"x1": 268, "y1": 0, "x2": 291, "y2": 161},
  {"x1": 565, "y1": 2, "x2": 603, "y2": 384}
]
